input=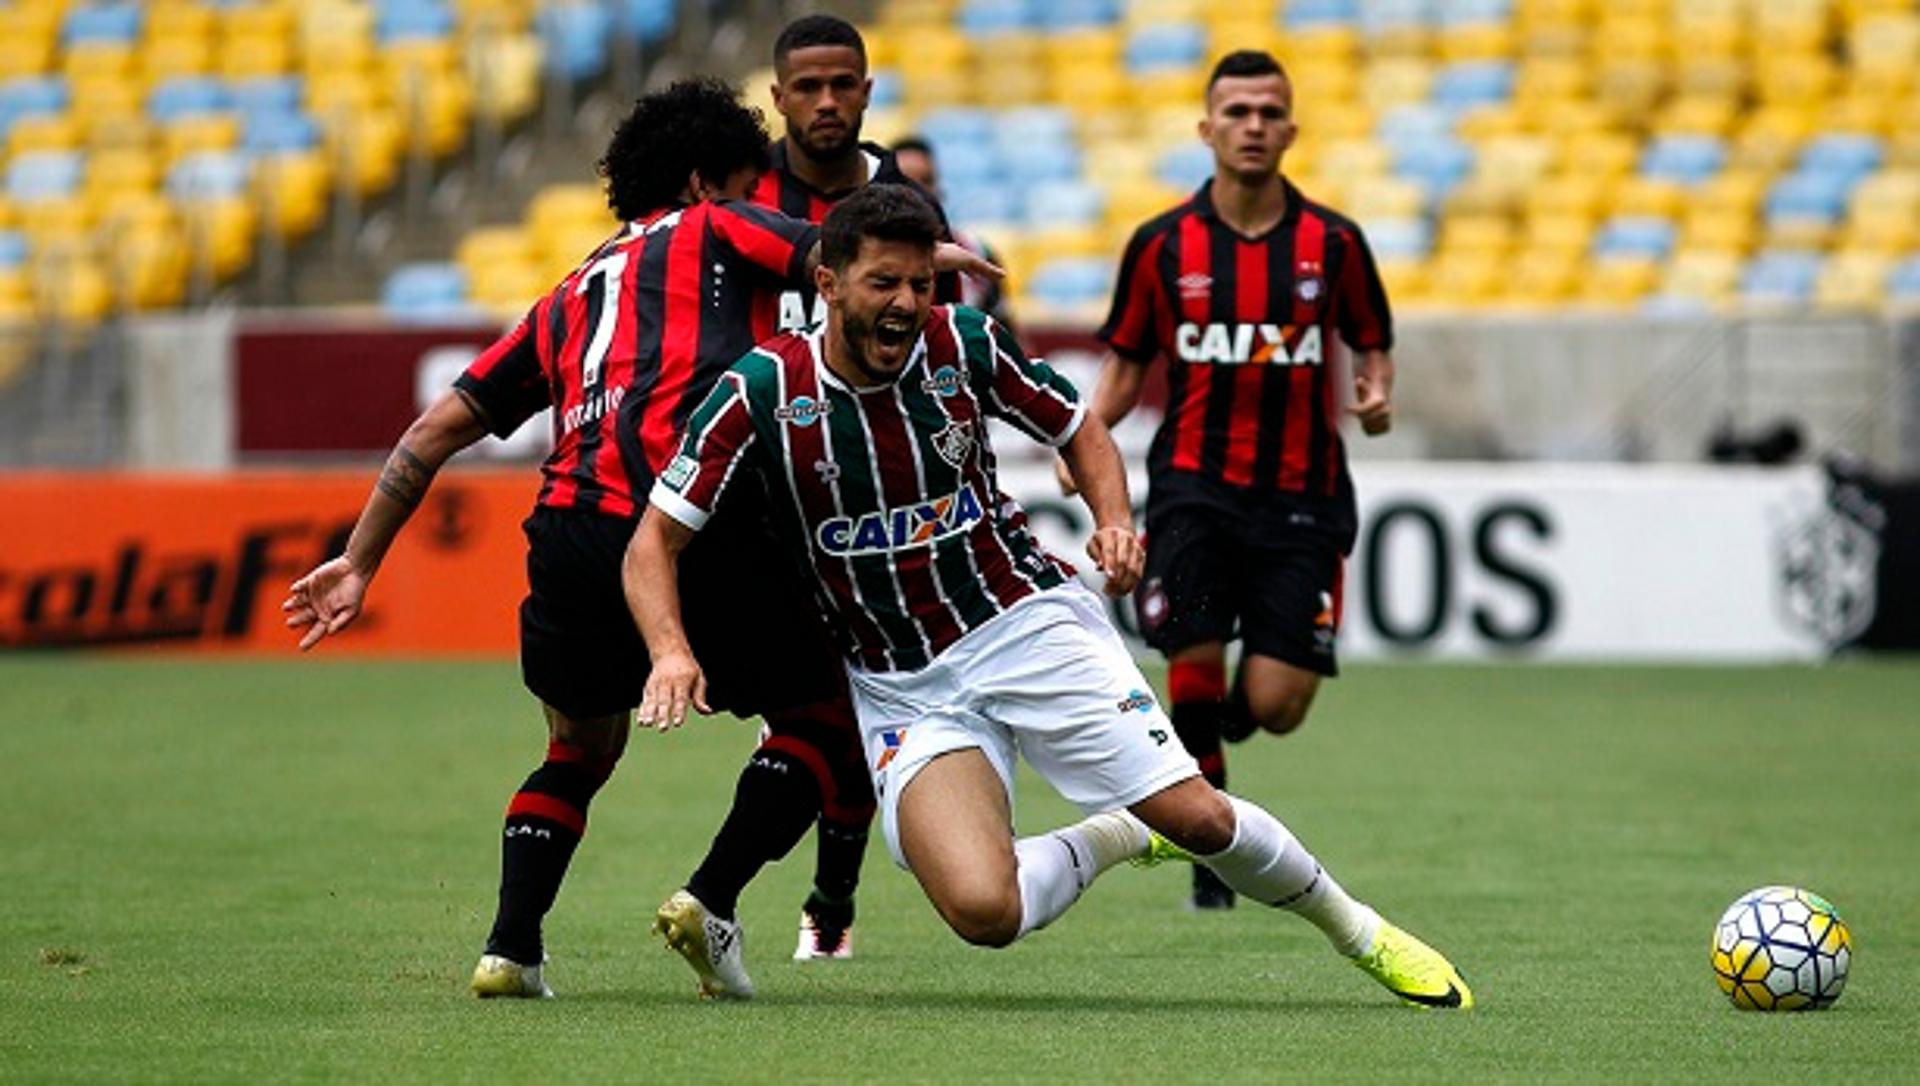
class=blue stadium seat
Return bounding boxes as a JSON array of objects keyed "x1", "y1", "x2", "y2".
[
  {"x1": 1641, "y1": 135, "x2": 1726, "y2": 185},
  {"x1": 1889, "y1": 257, "x2": 1920, "y2": 303},
  {"x1": 1796, "y1": 135, "x2": 1884, "y2": 185},
  {"x1": 1155, "y1": 144, "x2": 1215, "y2": 190},
  {"x1": 1287, "y1": 0, "x2": 1361, "y2": 26},
  {"x1": 243, "y1": 112, "x2": 320, "y2": 154},
  {"x1": 383, "y1": 262, "x2": 471, "y2": 317},
  {"x1": 1024, "y1": 180, "x2": 1104, "y2": 228},
  {"x1": 1593, "y1": 216, "x2": 1676, "y2": 260},
  {"x1": 1364, "y1": 216, "x2": 1433, "y2": 258},
  {"x1": 0, "y1": 78, "x2": 69, "y2": 137},
  {"x1": 940, "y1": 183, "x2": 1020, "y2": 227},
  {"x1": 1002, "y1": 142, "x2": 1080, "y2": 185},
  {"x1": 958, "y1": 0, "x2": 1036, "y2": 37},
  {"x1": 1766, "y1": 173, "x2": 1852, "y2": 223},
  {"x1": 1392, "y1": 138, "x2": 1474, "y2": 194},
  {"x1": 931, "y1": 140, "x2": 1002, "y2": 185},
  {"x1": 919, "y1": 108, "x2": 996, "y2": 151},
  {"x1": 1029, "y1": 257, "x2": 1113, "y2": 308},
  {"x1": 1038, "y1": 0, "x2": 1120, "y2": 31},
  {"x1": 1432, "y1": 62, "x2": 1514, "y2": 109},
  {"x1": 63, "y1": 3, "x2": 143, "y2": 45},
  {"x1": 614, "y1": 0, "x2": 677, "y2": 44},
  {"x1": 1436, "y1": 0, "x2": 1512, "y2": 26},
  {"x1": 167, "y1": 152, "x2": 252, "y2": 200},
  {"x1": 0, "y1": 231, "x2": 30, "y2": 269},
  {"x1": 1125, "y1": 23, "x2": 1206, "y2": 74},
  {"x1": 1359, "y1": 0, "x2": 1433, "y2": 33},
  {"x1": 376, "y1": 0, "x2": 455, "y2": 43},
  {"x1": 537, "y1": 2, "x2": 612, "y2": 81},
  {"x1": 992, "y1": 107, "x2": 1073, "y2": 156},
  {"x1": 148, "y1": 78, "x2": 233, "y2": 123},
  {"x1": 7, "y1": 151, "x2": 84, "y2": 203},
  {"x1": 1741, "y1": 251, "x2": 1821, "y2": 305},
  {"x1": 870, "y1": 70, "x2": 903, "y2": 110},
  {"x1": 229, "y1": 78, "x2": 304, "y2": 121},
  {"x1": 1377, "y1": 105, "x2": 1456, "y2": 145}
]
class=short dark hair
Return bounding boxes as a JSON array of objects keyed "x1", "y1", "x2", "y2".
[
  {"x1": 1206, "y1": 50, "x2": 1287, "y2": 97},
  {"x1": 598, "y1": 78, "x2": 770, "y2": 220},
  {"x1": 821, "y1": 184, "x2": 941, "y2": 270},
  {"x1": 774, "y1": 14, "x2": 866, "y2": 75},
  {"x1": 892, "y1": 135, "x2": 934, "y2": 158}
]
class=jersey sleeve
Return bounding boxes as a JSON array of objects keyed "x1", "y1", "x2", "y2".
[
  {"x1": 648, "y1": 367, "x2": 760, "y2": 530},
  {"x1": 453, "y1": 305, "x2": 550, "y2": 438},
  {"x1": 1096, "y1": 226, "x2": 1167, "y2": 363},
  {"x1": 707, "y1": 200, "x2": 818, "y2": 286},
  {"x1": 1333, "y1": 223, "x2": 1394, "y2": 352},
  {"x1": 966, "y1": 310, "x2": 1086, "y2": 447}
]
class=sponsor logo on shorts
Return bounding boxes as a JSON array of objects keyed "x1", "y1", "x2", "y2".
[
  {"x1": 813, "y1": 458, "x2": 841, "y2": 484},
  {"x1": 920, "y1": 365, "x2": 964, "y2": 397},
  {"x1": 661, "y1": 454, "x2": 697, "y2": 491},
  {"x1": 1118, "y1": 688, "x2": 1155, "y2": 714},
  {"x1": 1138, "y1": 577, "x2": 1168, "y2": 631},
  {"x1": 817, "y1": 485, "x2": 985, "y2": 556},
  {"x1": 875, "y1": 727, "x2": 909, "y2": 771},
  {"x1": 775, "y1": 396, "x2": 832, "y2": 427}
]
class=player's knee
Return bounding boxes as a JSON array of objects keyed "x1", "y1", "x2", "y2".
[
  {"x1": 938, "y1": 884, "x2": 1023, "y2": 948},
  {"x1": 1153, "y1": 788, "x2": 1237, "y2": 855},
  {"x1": 1248, "y1": 688, "x2": 1314, "y2": 736}
]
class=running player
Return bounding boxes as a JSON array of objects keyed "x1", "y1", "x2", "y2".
[
  {"x1": 626, "y1": 184, "x2": 1471, "y2": 1010},
  {"x1": 280, "y1": 80, "x2": 991, "y2": 1000},
  {"x1": 666, "y1": 12, "x2": 956, "y2": 967},
  {"x1": 1065, "y1": 50, "x2": 1397, "y2": 909}
]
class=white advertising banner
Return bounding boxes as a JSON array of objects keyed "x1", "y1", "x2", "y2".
[{"x1": 996, "y1": 461, "x2": 1872, "y2": 662}]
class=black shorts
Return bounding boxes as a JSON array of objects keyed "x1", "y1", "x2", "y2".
[
  {"x1": 519, "y1": 497, "x2": 845, "y2": 721},
  {"x1": 1134, "y1": 493, "x2": 1347, "y2": 677}
]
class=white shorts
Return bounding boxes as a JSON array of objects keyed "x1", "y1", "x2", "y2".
[{"x1": 847, "y1": 584, "x2": 1200, "y2": 867}]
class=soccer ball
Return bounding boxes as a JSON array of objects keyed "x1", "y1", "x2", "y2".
[{"x1": 1711, "y1": 886, "x2": 1851, "y2": 1011}]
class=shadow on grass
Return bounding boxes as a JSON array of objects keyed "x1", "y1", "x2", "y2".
[{"x1": 552, "y1": 986, "x2": 1405, "y2": 1015}]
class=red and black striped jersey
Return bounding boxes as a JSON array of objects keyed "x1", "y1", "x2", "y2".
[
  {"x1": 748, "y1": 139, "x2": 962, "y2": 333},
  {"x1": 1099, "y1": 177, "x2": 1391, "y2": 516},
  {"x1": 454, "y1": 199, "x2": 817, "y2": 519},
  {"x1": 652, "y1": 306, "x2": 1083, "y2": 673}
]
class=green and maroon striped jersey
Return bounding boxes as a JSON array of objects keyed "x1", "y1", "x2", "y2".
[{"x1": 651, "y1": 305, "x2": 1086, "y2": 672}]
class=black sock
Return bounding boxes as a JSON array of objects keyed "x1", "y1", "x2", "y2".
[
  {"x1": 485, "y1": 742, "x2": 614, "y2": 965},
  {"x1": 1219, "y1": 678, "x2": 1258, "y2": 744},
  {"x1": 809, "y1": 819, "x2": 869, "y2": 915},
  {"x1": 685, "y1": 748, "x2": 819, "y2": 921},
  {"x1": 1171, "y1": 700, "x2": 1228, "y2": 790}
]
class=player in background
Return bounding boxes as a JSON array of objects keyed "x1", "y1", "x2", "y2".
[
  {"x1": 626, "y1": 185, "x2": 1470, "y2": 1010},
  {"x1": 1063, "y1": 51, "x2": 1396, "y2": 909},
  {"x1": 892, "y1": 134, "x2": 1017, "y2": 330},
  {"x1": 280, "y1": 80, "x2": 994, "y2": 1000},
  {"x1": 666, "y1": 11, "x2": 956, "y2": 967}
]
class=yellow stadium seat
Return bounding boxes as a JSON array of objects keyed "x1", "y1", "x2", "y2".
[
  {"x1": 470, "y1": 258, "x2": 547, "y2": 316},
  {"x1": 1654, "y1": 97, "x2": 1738, "y2": 139},
  {"x1": 1560, "y1": 134, "x2": 1638, "y2": 179},
  {"x1": 1025, "y1": 225, "x2": 1106, "y2": 262},
  {"x1": 0, "y1": 37, "x2": 54, "y2": 80},
  {"x1": 1500, "y1": 248, "x2": 1580, "y2": 307},
  {"x1": 1454, "y1": 105, "x2": 1526, "y2": 140},
  {"x1": 1286, "y1": 59, "x2": 1359, "y2": 104},
  {"x1": 1042, "y1": 29, "x2": 1120, "y2": 69},
  {"x1": 1276, "y1": 25, "x2": 1360, "y2": 65},
  {"x1": 454, "y1": 0, "x2": 533, "y2": 35},
  {"x1": 7, "y1": 113, "x2": 80, "y2": 157},
  {"x1": 1514, "y1": 57, "x2": 1589, "y2": 103},
  {"x1": 1472, "y1": 136, "x2": 1555, "y2": 185},
  {"x1": 1753, "y1": 57, "x2": 1837, "y2": 106},
  {"x1": 536, "y1": 219, "x2": 616, "y2": 282},
  {"x1": 1437, "y1": 214, "x2": 1515, "y2": 257},
  {"x1": 1751, "y1": 13, "x2": 1827, "y2": 55},
  {"x1": 1848, "y1": 170, "x2": 1920, "y2": 219},
  {"x1": 1083, "y1": 140, "x2": 1157, "y2": 184},
  {"x1": 222, "y1": 1, "x2": 298, "y2": 41},
  {"x1": 1525, "y1": 212, "x2": 1596, "y2": 254},
  {"x1": 1592, "y1": 61, "x2": 1666, "y2": 117},
  {"x1": 1299, "y1": 102, "x2": 1373, "y2": 141},
  {"x1": 1837, "y1": 209, "x2": 1918, "y2": 254},
  {"x1": 466, "y1": 31, "x2": 541, "y2": 123},
  {"x1": 1591, "y1": 16, "x2": 1665, "y2": 60},
  {"x1": 147, "y1": 3, "x2": 217, "y2": 41},
  {"x1": 1444, "y1": 177, "x2": 1522, "y2": 217},
  {"x1": 321, "y1": 108, "x2": 404, "y2": 198},
  {"x1": 84, "y1": 149, "x2": 159, "y2": 200},
  {"x1": 1525, "y1": 176, "x2": 1609, "y2": 221},
  {"x1": 83, "y1": 113, "x2": 155, "y2": 153},
  {"x1": 143, "y1": 34, "x2": 214, "y2": 83},
  {"x1": 1888, "y1": 126, "x2": 1920, "y2": 170},
  {"x1": 217, "y1": 32, "x2": 293, "y2": 80},
  {"x1": 1373, "y1": 256, "x2": 1424, "y2": 306},
  {"x1": 1816, "y1": 251, "x2": 1892, "y2": 311},
  {"x1": 33, "y1": 255, "x2": 114, "y2": 325},
  {"x1": 1313, "y1": 138, "x2": 1391, "y2": 180},
  {"x1": 179, "y1": 196, "x2": 257, "y2": 282},
  {"x1": 1576, "y1": 256, "x2": 1658, "y2": 307},
  {"x1": 1421, "y1": 252, "x2": 1503, "y2": 306},
  {"x1": 528, "y1": 184, "x2": 614, "y2": 237},
  {"x1": 1673, "y1": 58, "x2": 1747, "y2": 101},
  {"x1": 162, "y1": 114, "x2": 241, "y2": 167},
  {"x1": 18, "y1": 197, "x2": 97, "y2": 247},
  {"x1": 1521, "y1": 98, "x2": 1617, "y2": 138},
  {"x1": 307, "y1": 73, "x2": 382, "y2": 119},
  {"x1": 904, "y1": 70, "x2": 973, "y2": 110},
  {"x1": 1437, "y1": 21, "x2": 1515, "y2": 63},
  {"x1": 1847, "y1": 15, "x2": 1920, "y2": 84},
  {"x1": 1681, "y1": 209, "x2": 1756, "y2": 253},
  {"x1": 1609, "y1": 178, "x2": 1684, "y2": 219},
  {"x1": 1359, "y1": 59, "x2": 1431, "y2": 112},
  {"x1": 1101, "y1": 179, "x2": 1183, "y2": 230},
  {"x1": 389, "y1": 68, "x2": 472, "y2": 159},
  {"x1": 113, "y1": 224, "x2": 192, "y2": 310},
  {"x1": 1657, "y1": 249, "x2": 1743, "y2": 307},
  {"x1": 93, "y1": 191, "x2": 180, "y2": 235},
  {"x1": 1199, "y1": 0, "x2": 1274, "y2": 21},
  {"x1": 1686, "y1": 171, "x2": 1769, "y2": 216},
  {"x1": 1824, "y1": 95, "x2": 1897, "y2": 138},
  {"x1": 1208, "y1": 22, "x2": 1281, "y2": 64},
  {"x1": 1761, "y1": 215, "x2": 1833, "y2": 252},
  {"x1": 1729, "y1": 108, "x2": 1814, "y2": 172},
  {"x1": 254, "y1": 152, "x2": 331, "y2": 242},
  {"x1": 1126, "y1": 70, "x2": 1206, "y2": 110},
  {"x1": 1346, "y1": 177, "x2": 1427, "y2": 221},
  {"x1": 1140, "y1": 103, "x2": 1204, "y2": 148},
  {"x1": 1367, "y1": 23, "x2": 1433, "y2": 61},
  {"x1": 1050, "y1": 65, "x2": 1131, "y2": 114},
  {"x1": 899, "y1": 26, "x2": 969, "y2": 73},
  {"x1": 1125, "y1": 0, "x2": 1202, "y2": 26},
  {"x1": 0, "y1": 3, "x2": 57, "y2": 41},
  {"x1": 63, "y1": 43, "x2": 135, "y2": 84},
  {"x1": 1669, "y1": 15, "x2": 1742, "y2": 58},
  {"x1": 379, "y1": 39, "x2": 457, "y2": 81},
  {"x1": 456, "y1": 225, "x2": 533, "y2": 273}
]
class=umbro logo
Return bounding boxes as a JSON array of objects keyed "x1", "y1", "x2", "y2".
[{"x1": 1177, "y1": 272, "x2": 1212, "y2": 300}]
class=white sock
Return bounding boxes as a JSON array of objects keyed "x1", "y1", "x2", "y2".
[
  {"x1": 1013, "y1": 811, "x2": 1150, "y2": 939},
  {"x1": 1200, "y1": 795, "x2": 1381, "y2": 957}
]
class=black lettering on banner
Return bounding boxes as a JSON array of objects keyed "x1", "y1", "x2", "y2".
[
  {"x1": 23, "y1": 569, "x2": 96, "y2": 628},
  {"x1": 1364, "y1": 502, "x2": 1451, "y2": 646},
  {"x1": 223, "y1": 524, "x2": 328, "y2": 637},
  {"x1": 1472, "y1": 503, "x2": 1557, "y2": 646}
]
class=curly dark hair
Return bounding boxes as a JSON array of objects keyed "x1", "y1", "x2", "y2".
[
  {"x1": 820, "y1": 183, "x2": 940, "y2": 270},
  {"x1": 598, "y1": 78, "x2": 771, "y2": 220}
]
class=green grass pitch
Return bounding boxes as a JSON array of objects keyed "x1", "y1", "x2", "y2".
[{"x1": 3, "y1": 657, "x2": 1917, "y2": 1082}]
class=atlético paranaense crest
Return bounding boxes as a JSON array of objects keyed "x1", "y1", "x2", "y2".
[
  {"x1": 932, "y1": 421, "x2": 974, "y2": 467},
  {"x1": 1773, "y1": 468, "x2": 1883, "y2": 651}
]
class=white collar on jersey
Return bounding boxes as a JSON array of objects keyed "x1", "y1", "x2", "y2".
[{"x1": 809, "y1": 326, "x2": 928, "y2": 394}]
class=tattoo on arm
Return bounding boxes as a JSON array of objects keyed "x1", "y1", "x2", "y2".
[{"x1": 375, "y1": 445, "x2": 436, "y2": 511}]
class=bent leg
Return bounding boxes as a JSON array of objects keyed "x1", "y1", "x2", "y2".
[
  {"x1": 1237, "y1": 654, "x2": 1323, "y2": 736},
  {"x1": 897, "y1": 748, "x2": 1022, "y2": 947}
]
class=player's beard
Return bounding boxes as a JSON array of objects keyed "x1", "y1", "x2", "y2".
[
  {"x1": 840, "y1": 304, "x2": 919, "y2": 383},
  {"x1": 790, "y1": 115, "x2": 863, "y2": 162}
]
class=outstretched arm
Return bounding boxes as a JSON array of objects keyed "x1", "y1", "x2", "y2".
[
  {"x1": 1056, "y1": 351, "x2": 1148, "y2": 496},
  {"x1": 281, "y1": 391, "x2": 488, "y2": 650},
  {"x1": 1058, "y1": 413, "x2": 1144, "y2": 597},
  {"x1": 623, "y1": 506, "x2": 709, "y2": 730}
]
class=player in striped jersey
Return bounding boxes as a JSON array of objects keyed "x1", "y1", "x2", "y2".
[
  {"x1": 1069, "y1": 51, "x2": 1398, "y2": 909},
  {"x1": 628, "y1": 185, "x2": 1472, "y2": 1010},
  {"x1": 280, "y1": 81, "x2": 996, "y2": 1001}
]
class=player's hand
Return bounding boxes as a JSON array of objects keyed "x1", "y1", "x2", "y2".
[
  {"x1": 281, "y1": 556, "x2": 369, "y2": 651},
  {"x1": 1350, "y1": 370, "x2": 1392, "y2": 436},
  {"x1": 1087, "y1": 526, "x2": 1144, "y2": 597},
  {"x1": 934, "y1": 241, "x2": 1004, "y2": 282},
  {"x1": 637, "y1": 650, "x2": 710, "y2": 732},
  {"x1": 1053, "y1": 455, "x2": 1080, "y2": 497}
]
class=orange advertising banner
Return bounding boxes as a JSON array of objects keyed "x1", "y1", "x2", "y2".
[{"x1": 0, "y1": 471, "x2": 540, "y2": 654}]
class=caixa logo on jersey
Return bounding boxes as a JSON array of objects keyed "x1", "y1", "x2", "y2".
[
  {"x1": 1174, "y1": 323, "x2": 1323, "y2": 366},
  {"x1": 775, "y1": 396, "x2": 833, "y2": 427},
  {"x1": 817, "y1": 485, "x2": 986, "y2": 556}
]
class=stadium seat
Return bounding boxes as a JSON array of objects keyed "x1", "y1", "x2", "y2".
[
  {"x1": 1027, "y1": 255, "x2": 1112, "y2": 313},
  {"x1": 7, "y1": 151, "x2": 83, "y2": 203},
  {"x1": 1038, "y1": 0, "x2": 1121, "y2": 31},
  {"x1": 1359, "y1": 216, "x2": 1430, "y2": 258},
  {"x1": 63, "y1": 4, "x2": 144, "y2": 46},
  {"x1": 1813, "y1": 251, "x2": 1892, "y2": 312},
  {"x1": 382, "y1": 260, "x2": 471, "y2": 317},
  {"x1": 166, "y1": 151, "x2": 251, "y2": 200},
  {"x1": 535, "y1": 2, "x2": 611, "y2": 81},
  {"x1": 1654, "y1": 249, "x2": 1743, "y2": 310},
  {"x1": 1391, "y1": 138, "x2": 1473, "y2": 195},
  {"x1": 1640, "y1": 136, "x2": 1725, "y2": 185},
  {"x1": 1124, "y1": 23, "x2": 1206, "y2": 72},
  {"x1": 1741, "y1": 251, "x2": 1822, "y2": 307},
  {"x1": 0, "y1": 229, "x2": 29, "y2": 269},
  {"x1": 958, "y1": 0, "x2": 1036, "y2": 36},
  {"x1": 1798, "y1": 135, "x2": 1885, "y2": 185},
  {"x1": 943, "y1": 181, "x2": 1021, "y2": 227},
  {"x1": 1375, "y1": 104, "x2": 1455, "y2": 146},
  {"x1": 1432, "y1": 61, "x2": 1514, "y2": 109},
  {"x1": 1154, "y1": 144, "x2": 1214, "y2": 190},
  {"x1": 1577, "y1": 256, "x2": 1658, "y2": 307},
  {"x1": 148, "y1": 77, "x2": 231, "y2": 123},
  {"x1": 1592, "y1": 216, "x2": 1676, "y2": 261},
  {"x1": 1887, "y1": 256, "x2": 1920, "y2": 307},
  {"x1": 1285, "y1": 0, "x2": 1362, "y2": 29},
  {"x1": 1024, "y1": 180, "x2": 1104, "y2": 228}
]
